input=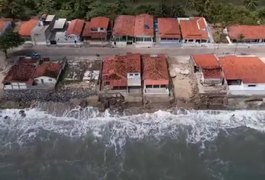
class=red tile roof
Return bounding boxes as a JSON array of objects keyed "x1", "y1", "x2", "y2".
[
  {"x1": 142, "y1": 54, "x2": 169, "y2": 85},
  {"x1": 89, "y1": 16, "x2": 110, "y2": 29},
  {"x1": 158, "y1": 18, "x2": 181, "y2": 39},
  {"x1": 3, "y1": 59, "x2": 62, "y2": 85},
  {"x1": 34, "y1": 62, "x2": 62, "y2": 78},
  {"x1": 82, "y1": 17, "x2": 109, "y2": 39},
  {"x1": 192, "y1": 54, "x2": 220, "y2": 69},
  {"x1": 113, "y1": 14, "x2": 154, "y2": 37},
  {"x1": 134, "y1": 14, "x2": 154, "y2": 37},
  {"x1": 180, "y1": 17, "x2": 209, "y2": 40},
  {"x1": 228, "y1": 25, "x2": 265, "y2": 40},
  {"x1": 102, "y1": 53, "x2": 141, "y2": 87},
  {"x1": 66, "y1": 19, "x2": 85, "y2": 36},
  {"x1": 3, "y1": 60, "x2": 36, "y2": 85},
  {"x1": 19, "y1": 19, "x2": 38, "y2": 37},
  {"x1": 113, "y1": 15, "x2": 135, "y2": 37},
  {"x1": 220, "y1": 55, "x2": 265, "y2": 83},
  {"x1": 192, "y1": 54, "x2": 222, "y2": 79}
]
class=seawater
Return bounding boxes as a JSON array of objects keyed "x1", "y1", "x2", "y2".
[{"x1": 0, "y1": 107, "x2": 265, "y2": 180}]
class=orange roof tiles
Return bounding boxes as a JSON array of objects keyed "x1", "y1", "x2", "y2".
[
  {"x1": 102, "y1": 53, "x2": 141, "y2": 87},
  {"x1": 192, "y1": 54, "x2": 220, "y2": 69},
  {"x1": 66, "y1": 19, "x2": 85, "y2": 36},
  {"x1": 192, "y1": 54, "x2": 222, "y2": 79},
  {"x1": 19, "y1": 19, "x2": 38, "y2": 37},
  {"x1": 180, "y1": 17, "x2": 209, "y2": 40},
  {"x1": 220, "y1": 55, "x2": 265, "y2": 83},
  {"x1": 113, "y1": 14, "x2": 154, "y2": 37},
  {"x1": 158, "y1": 18, "x2": 181, "y2": 39},
  {"x1": 228, "y1": 25, "x2": 265, "y2": 40},
  {"x1": 113, "y1": 15, "x2": 135, "y2": 37},
  {"x1": 34, "y1": 62, "x2": 62, "y2": 78},
  {"x1": 89, "y1": 16, "x2": 110, "y2": 29},
  {"x1": 3, "y1": 59, "x2": 62, "y2": 85},
  {"x1": 142, "y1": 54, "x2": 169, "y2": 85},
  {"x1": 134, "y1": 14, "x2": 154, "y2": 37}
]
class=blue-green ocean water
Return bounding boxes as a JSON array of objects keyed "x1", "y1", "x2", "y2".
[{"x1": 0, "y1": 108, "x2": 264, "y2": 180}]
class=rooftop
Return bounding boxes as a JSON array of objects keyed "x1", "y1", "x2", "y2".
[
  {"x1": 192, "y1": 54, "x2": 220, "y2": 69},
  {"x1": 113, "y1": 15, "x2": 135, "y2": 37},
  {"x1": 66, "y1": 19, "x2": 85, "y2": 36},
  {"x1": 19, "y1": 19, "x2": 38, "y2": 37},
  {"x1": 89, "y1": 16, "x2": 110, "y2": 28},
  {"x1": 158, "y1": 18, "x2": 181, "y2": 39},
  {"x1": 228, "y1": 25, "x2": 265, "y2": 40},
  {"x1": 102, "y1": 53, "x2": 141, "y2": 87},
  {"x1": 142, "y1": 54, "x2": 169, "y2": 85},
  {"x1": 220, "y1": 55, "x2": 265, "y2": 83},
  {"x1": 113, "y1": 14, "x2": 154, "y2": 37},
  {"x1": 179, "y1": 17, "x2": 208, "y2": 40},
  {"x1": 53, "y1": 18, "x2": 67, "y2": 29}
]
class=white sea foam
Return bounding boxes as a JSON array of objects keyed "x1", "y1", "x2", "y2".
[{"x1": 0, "y1": 107, "x2": 265, "y2": 153}]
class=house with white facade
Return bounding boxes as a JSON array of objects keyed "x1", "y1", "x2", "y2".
[
  {"x1": 220, "y1": 55, "x2": 265, "y2": 96},
  {"x1": 2, "y1": 57, "x2": 65, "y2": 90},
  {"x1": 31, "y1": 14, "x2": 56, "y2": 45},
  {"x1": 191, "y1": 54, "x2": 223, "y2": 86}
]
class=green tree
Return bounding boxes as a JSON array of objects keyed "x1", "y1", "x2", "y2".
[
  {"x1": 244, "y1": 0, "x2": 259, "y2": 11},
  {"x1": 0, "y1": 32, "x2": 24, "y2": 58}
]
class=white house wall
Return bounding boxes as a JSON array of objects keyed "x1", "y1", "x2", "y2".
[
  {"x1": 228, "y1": 83, "x2": 265, "y2": 96},
  {"x1": 35, "y1": 76, "x2": 57, "y2": 84}
]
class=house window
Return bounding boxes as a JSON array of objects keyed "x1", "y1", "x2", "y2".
[
  {"x1": 49, "y1": 79, "x2": 53, "y2": 81},
  {"x1": 146, "y1": 85, "x2": 152, "y2": 88},
  {"x1": 129, "y1": 73, "x2": 134, "y2": 76},
  {"x1": 161, "y1": 85, "x2": 167, "y2": 88},
  {"x1": 188, "y1": 39, "x2": 193, "y2": 42},
  {"x1": 136, "y1": 37, "x2": 144, "y2": 41},
  {"x1": 154, "y1": 85, "x2": 159, "y2": 88},
  {"x1": 41, "y1": 79, "x2": 44, "y2": 84},
  {"x1": 135, "y1": 73, "x2": 139, "y2": 76},
  {"x1": 100, "y1": 28, "x2": 104, "y2": 30},
  {"x1": 248, "y1": 84, "x2": 256, "y2": 87},
  {"x1": 144, "y1": 37, "x2": 151, "y2": 41},
  {"x1": 91, "y1": 28, "x2": 97, "y2": 32}
]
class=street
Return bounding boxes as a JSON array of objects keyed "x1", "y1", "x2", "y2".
[{"x1": 9, "y1": 44, "x2": 265, "y2": 59}]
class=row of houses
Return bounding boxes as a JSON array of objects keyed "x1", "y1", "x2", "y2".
[
  {"x1": 18, "y1": 14, "x2": 110, "y2": 45},
  {"x1": 2, "y1": 57, "x2": 65, "y2": 90},
  {"x1": 192, "y1": 54, "x2": 265, "y2": 96},
  {"x1": 101, "y1": 53, "x2": 170, "y2": 95},
  {"x1": 13, "y1": 14, "x2": 214, "y2": 47}
]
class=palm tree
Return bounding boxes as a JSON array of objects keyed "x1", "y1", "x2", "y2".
[{"x1": 244, "y1": 0, "x2": 259, "y2": 11}]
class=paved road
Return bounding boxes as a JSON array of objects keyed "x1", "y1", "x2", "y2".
[{"x1": 9, "y1": 45, "x2": 265, "y2": 59}]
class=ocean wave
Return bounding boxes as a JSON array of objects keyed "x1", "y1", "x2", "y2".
[{"x1": 0, "y1": 107, "x2": 265, "y2": 153}]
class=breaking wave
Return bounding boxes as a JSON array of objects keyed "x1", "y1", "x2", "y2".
[{"x1": 0, "y1": 107, "x2": 265, "y2": 153}]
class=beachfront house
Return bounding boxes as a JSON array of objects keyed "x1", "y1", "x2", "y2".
[
  {"x1": 101, "y1": 53, "x2": 142, "y2": 93},
  {"x1": 142, "y1": 54, "x2": 170, "y2": 95},
  {"x1": 220, "y1": 55, "x2": 265, "y2": 96},
  {"x1": 191, "y1": 54, "x2": 223, "y2": 86},
  {"x1": 2, "y1": 57, "x2": 65, "y2": 90}
]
